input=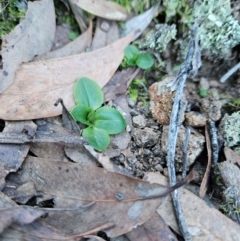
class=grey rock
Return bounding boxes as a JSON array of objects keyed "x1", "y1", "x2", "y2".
[
  {"x1": 155, "y1": 164, "x2": 163, "y2": 172},
  {"x1": 132, "y1": 127, "x2": 159, "y2": 147},
  {"x1": 161, "y1": 125, "x2": 205, "y2": 171},
  {"x1": 185, "y1": 111, "x2": 207, "y2": 127},
  {"x1": 132, "y1": 114, "x2": 147, "y2": 128}
]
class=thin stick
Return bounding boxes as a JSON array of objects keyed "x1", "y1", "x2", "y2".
[
  {"x1": 209, "y1": 120, "x2": 219, "y2": 167},
  {"x1": 167, "y1": 27, "x2": 198, "y2": 241},
  {"x1": 199, "y1": 123, "x2": 212, "y2": 198},
  {"x1": 220, "y1": 62, "x2": 240, "y2": 83},
  {"x1": 182, "y1": 127, "x2": 191, "y2": 178}
]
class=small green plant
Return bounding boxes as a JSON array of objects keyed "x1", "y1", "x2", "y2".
[
  {"x1": 122, "y1": 45, "x2": 154, "y2": 69},
  {"x1": 128, "y1": 77, "x2": 148, "y2": 105},
  {"x1": 199, "y1": 88, "x2": 208, "y2": 98},
  {"x1": 71, "y1": 77, "x2": 127, "y2": 151}
]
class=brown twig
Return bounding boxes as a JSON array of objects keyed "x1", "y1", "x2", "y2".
[{"x1": 199, "y1": 123, "x2": 212, "y2": 198}]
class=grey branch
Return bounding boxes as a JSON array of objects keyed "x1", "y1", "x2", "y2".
[
  {"x1": 167, "y1": 27, "x2": 199, "y2": 241},
  {"x1": 0, "y1": 131, "x2": 87, "y2": 146}
]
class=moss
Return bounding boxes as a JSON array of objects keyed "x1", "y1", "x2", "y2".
[
  {"x1": 54, "y1": 0, "x2": 79, "y2": 33},
  {"x1": 0, "y1": 0, "x2": 27, "y2": 39},
  {"x1": 110, "y1": 0, "x2": 159, "y2": 13}
]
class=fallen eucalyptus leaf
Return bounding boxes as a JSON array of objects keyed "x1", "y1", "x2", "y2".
[
  {"x1": 0, "y1": 33, "x2": 133, "y2": 120},
  {"x1": 71, "y1": 0, "x2": 128, "y2": 21},
  {"x1": 5, "y1": 157, "x2": 195, "y2": 237},
  {"x1": 0, "y1": 0, "x2": 55, "y2": 92}
]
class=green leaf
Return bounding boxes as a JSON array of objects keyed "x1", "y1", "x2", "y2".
[
  {"x1": 124, "y1": 45, "x2": 139, "y2": 61},
  {"x1": 68, "y1": 32, "x2": 79, "y2": 41},
  {"x1": 136, "y1": 53, "x2": 154, "y2": 69},
  {"x1": 93, "y1": 107, "x2": 126, "y2": 134},
  {"x1": 70, "y1": 104, "x2": 93, "y2": 125},
  {"x1": 87, "y1": 110, "x2": 96, "y2": 122},
  {"x1": 199, "y1": 88, "x2": 208, "y2": 98},
  {"x1": 129, "y1": 88, "x2": 138, "y2": 103},
  {"x1": 74, "y1": 77, "x2": 104, "y2": 109},
  {"x1": 127, "y1": 58, "x2": 137, "y2": 66},
  {"x1": 83, "y1": 127, "x2": 110, "y2": 151}
]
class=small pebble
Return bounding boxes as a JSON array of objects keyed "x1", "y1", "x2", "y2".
[
  {"x1": 163, "y1": 168, "x2": 169, "y2": 177},
  {"x1": 185, "y1": 111, "x2": 207, "y2": 127},
  {"x1": 155, "y1": 164, "x2": 163, "y2": 172},
  {"x1": 132, "y1": 115, "x2": 147, "y2": 128}
]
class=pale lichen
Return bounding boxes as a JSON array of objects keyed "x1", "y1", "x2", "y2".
[
  {"x1": 138, "y1": 24, "x2": 177, "y2": 52},
  {"x1": 220, "y1": 111, "x2": 240, "y2": 147},
  {"x1": 192, "y1": 0, "x2": 240, "y2": 58}
]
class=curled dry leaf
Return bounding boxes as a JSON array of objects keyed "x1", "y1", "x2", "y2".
[
  {"x1": 0, "y1": 0, "x2": 55, "y2": 92},
  {"x1": 69, "y1": 0, "x2": 88, "y2": 32},
  {"x1": 0, "y1": 33, "x2": 133, "y2": 120},
  {"x1": 71, "y1": 0, "x2": 128, "y2": 21},
  {"x1": 0, "y1": 192, "x2": 67, "y2": 241},
  {"x1": 120, "y1": 4, "x2": 159, "y2": 41},
  {"x1": 6, "y1": 156, "x2": 194, "y2": 238},
  {"x1": 34, "y1": 19, "x2": 93, "y2": 61},
  {"x1": 30, "y1": 120, "x2": 72, "y2": 162},
  {"x1": 0, "y1": 121, "x2": 36, "y2": 190},
  {"x1": 126, "y1": 212, "x2": 178, "y2": 241},
  {"x1": 0, "y1": 207, "x2": 45, "y2": 233},
  {"x1": 0, "y1": 222, "x2": 68, "y2": 241}
]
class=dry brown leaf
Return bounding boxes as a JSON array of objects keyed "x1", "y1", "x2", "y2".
[
  {"x1": 5, "y1": 156, "x2": 192, "y2": 238},
  {"x1": 0, "y1": 207, "x2": 45, "y2": 233},
  {"x1": 72, "y1": 0, "x2": 128, "y2": 21},
  {"x1": 0, "y1": 222, "x2": 69, "y2": 241},
  {"x1": 0, "y1": 0, "x2": 55, "y2": 92},
  {"x1": 4, "y1": 181, "x2": 36, "y2": 204},
  {"x1": 69, "y1": 0, "x2": 88, "y2": 32},
  {"x1": 91, "y1": 18, "x2": 119, "y2": 51},
  {"x1": 0, "y1": 121, "x2": 36, "y2": 189},
  {"x1": 146, "y1": 172, "x2": 240, "y2": 241},
  {"x1": 65, "y1": 145, "x2": 100, "y2": 166},
  {"x1": 34, "y1": 19, "x2": 93, "y2": 61},
  {"x1": 199, "y1": 123, "x2": 212, "y2": 198},
  {"x1": 0, "y1": 192, "x2": 68, "y2": 241},
  {"x1": 224, "y1": 146, "x2": 240, "y2": 165},
  {"x1": 0, "y1": 33, "x2": 133, "y2": 120},
  {"x1": 120, "y1": 4, "x2": 159, "y2": 41},
  {"x1": 102, "y1": 68, "x2": 136, "y2": 102},
  {"x1": 126, "y1": 212, "x2": 178, "y2": 241},
  {"x1": 30, "y1": 120, "x2": 70, "y2": 162},
  {"x1": 0, "y1": 192, "x2": 44, "y2": 234}
]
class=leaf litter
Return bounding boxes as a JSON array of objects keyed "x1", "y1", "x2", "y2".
[
  {"x1": 0, "y1": 0, "x2": 55, "y2": 92},
  {"x1": 1, "y1": 0, "x2": 240, "y2": 240},
  {"x1": 0, "y1": 33, "x2": 133, "y2": 120},
  {"x1": 3, "y1": 156, "x2": 196, "y2": 238}
]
